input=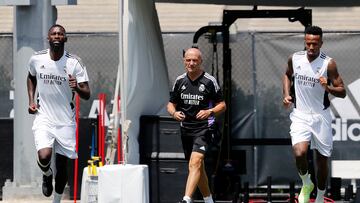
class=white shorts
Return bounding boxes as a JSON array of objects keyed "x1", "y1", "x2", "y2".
[
  {"x1": 32, "y1": 115, "x2": 77, "y2": 159},
  {"x1": 289, "y1": 108, "x2": 333, "y2": 157}
]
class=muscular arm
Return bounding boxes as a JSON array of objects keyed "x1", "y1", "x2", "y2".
[
  {"x1": 27, "y1": 72, "x2": 38, "y2": 114},
  {"x1": 75, "y1": 82, "x2": 91, "y2": 100},
  {"x1": 282, "y1": 55, "x2": 293, "y2": 108},
  {"x1": 68, "y1": 74, "x2": 90, "y2": 100},
  {"x1": 320, "y1": 59, "x2": 346, "y2": 98}
]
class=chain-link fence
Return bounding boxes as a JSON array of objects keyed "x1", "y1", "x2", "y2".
[
  {"x1": 0, "y1": 34, "x2": 13, "y2": 117},
  {"x1": 0, "y1": 33, "x2": 119, "y2": 118},
  {"x1": 163, "y1": 31, "x2": 360, "y2": 186},
  {"x1": 1, "y1": 31, "x2": 360, "y2": 186}
]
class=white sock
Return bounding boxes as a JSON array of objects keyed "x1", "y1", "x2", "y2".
[
  {"x1": 204, "y1": 194, "x2": 214, "y2": 203},
  {"x1": 52, "y1": 192, "x2": 62, "y2": 203},
  {"x1": 315, "y1": 188, "x2": 325, "y2": 203},
  {"x1": 183, "y1": 196, "x2": 192, "y2": 203},
  {"x1": 299, "y1": 171, "x2": 312, "y2": 185}
]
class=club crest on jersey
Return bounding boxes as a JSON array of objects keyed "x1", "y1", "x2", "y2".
[
  {"x1": 181, "y1": 85, "x2": 186, "y2": 90},
  {"x1": 40, "y1": 65, "x2": 45, "y2": 69},
  {"x1": 199, "y1": 84, "x2": 205, "y2": 92},
  {"x1": 296, "y1": 66, "x2": 301, "y2": 70}
]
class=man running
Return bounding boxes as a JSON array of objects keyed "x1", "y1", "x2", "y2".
[
  {"x1": 283, "y1": 25, "x2": 346, "y2": 203},
  {"x1": 27, "y1": 24, "x2": 90, "y2": 203}
]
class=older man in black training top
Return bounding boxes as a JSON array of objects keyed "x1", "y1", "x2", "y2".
[{"x1": 167, "y1": 47, "x2": 226, "y2": 203}]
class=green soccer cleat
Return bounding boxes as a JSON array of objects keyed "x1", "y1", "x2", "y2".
[{"x1": 298, "y1": 182, "x2": 314, "y2": 203}]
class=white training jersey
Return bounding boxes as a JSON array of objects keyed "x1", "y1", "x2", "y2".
[
  {"x1": 292, "y1": 51, "x2": 331, "y2": 113},
  {"x1": 28, "y1": 49, "x2": 89, "y2": 126}
]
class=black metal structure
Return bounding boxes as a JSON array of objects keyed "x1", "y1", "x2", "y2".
[
  {"x1": 155, "y1": 0, "x2": 360, "y2": 7},
  {"x1": 192, "y1": 6, "x2": 312, "y2": 151}
]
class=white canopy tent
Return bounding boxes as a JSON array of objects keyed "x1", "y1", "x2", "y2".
[{"x1": 113, "y1": 0, "x2": 170, "y2": 164}]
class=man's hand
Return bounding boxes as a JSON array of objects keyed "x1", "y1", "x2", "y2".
[
  {"x1": 283, "y1": 95, "x2": 293, "y2": 109},
  {"x1": 173, "y1": 111, "x2": 185, "y2": 121},
  {"x1": 68, "y1": 74, "x2": 77, "y2": 90},
  {"x1": 319, "y1": 76, "x2": 328, "y2": 91},
  {"x1": 196, "y1": 109, "x2": 212, "y2": 120},
  {"x1": 28, "y1": 103, "x2": 38, "y2": 114}
]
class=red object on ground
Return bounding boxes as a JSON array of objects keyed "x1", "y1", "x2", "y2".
[
  {"x1": 292, "y1": 195, "x2": 335, "y2": 203},
  {"x1": 249, "y1": 198, "x2": 267, "y2": 203},
  {"x1": 98, "y1": 93, "x2": 106, "y2": 162},
  {"x1": 116, "y1": 96, "x2": 122, "y2": 164},
  {"x1": 73, "y1": 95, "x2": 80, "y2": 203}
]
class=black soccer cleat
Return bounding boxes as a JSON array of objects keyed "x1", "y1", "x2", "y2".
[{"x1": 42, "y1": 171, "x2": 53, "y2": 197}]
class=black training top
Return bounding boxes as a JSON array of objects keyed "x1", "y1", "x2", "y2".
[{"x1": 169, "y1": 71, "x2": 224, "y2": 129}]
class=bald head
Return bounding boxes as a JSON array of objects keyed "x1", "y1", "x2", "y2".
[
  {"x1": 184, "y1": 48, "x2": 202, "y2": 60},
  {"x1": 183, "y1": 47, "x2": 203, "y2": 76}
]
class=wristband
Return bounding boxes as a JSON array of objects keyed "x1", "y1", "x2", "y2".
[{"x1": 209, "y1": 109, "x2": 214, "y2": 116}]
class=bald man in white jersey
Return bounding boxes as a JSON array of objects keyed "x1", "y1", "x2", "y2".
[
  {"x1": 283, "y1": 26, "x2": 346, "y2": 203},
  {"x1": 27, "y1": 24, "x2": 90, "y2": 203}
]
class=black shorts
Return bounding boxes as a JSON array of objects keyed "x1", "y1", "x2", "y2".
[{"x1": 180, "y1": 126, "x2": 218, "y2": 160}]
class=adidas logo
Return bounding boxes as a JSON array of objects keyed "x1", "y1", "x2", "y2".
[
  {"x1": 331, "y1": 78, "x2": 360, "y2": 142},
  {"x1": 199, "y1": 146, "x2": 206, "y2": 151}
]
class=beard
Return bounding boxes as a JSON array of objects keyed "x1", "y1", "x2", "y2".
[{"x1": 49, "y1": 41, "x2": 64, "y2": 53}]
